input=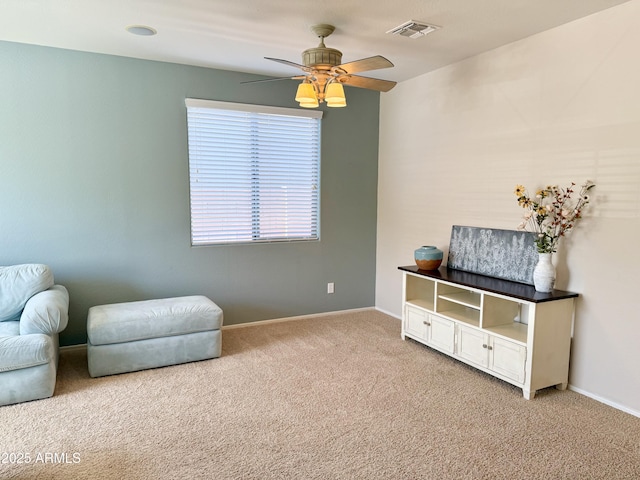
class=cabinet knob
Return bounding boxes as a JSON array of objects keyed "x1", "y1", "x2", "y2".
[
  {"x1": 488, "y1": 346, "x2": 493, "y2": 351},
  {"x1": 423, "y1": 320, "x2": 431, "y2": 326}
]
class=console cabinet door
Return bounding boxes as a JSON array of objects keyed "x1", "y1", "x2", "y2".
[
  {"x1": 456, "y1": 324, "x2": 489, "y2": 368},
  {"x1": 404, "y1": 305, "x2": 428, "y2": 342},
  {"x1": 428, "y1": 314, "x2": 455, "y2": 354},
  {"x1": 489, "y1": 336, "x2": 526, "y2": 384}
]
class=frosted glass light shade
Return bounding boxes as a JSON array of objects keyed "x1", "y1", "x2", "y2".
[
  {"x1": 325, "y1": 82, "x2": 345, "y2": 101},
  {"x1": 326, "y1": 97, "x2": 347, "y2": 107},
  {"x1": 295, "y1": 83, "x2": 317, "y2": 103},
  {"x1": 325, "y1": 82, "x2": 347, "y2": 107},
  {"x1": 299, "y1": 99, "x2": 320, "y2": 108}
]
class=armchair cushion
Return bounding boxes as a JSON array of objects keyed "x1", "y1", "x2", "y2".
[
  {"x1": 0, "y1": 322, "x2": 19, "y2": 336},
  {"x1": 0, "y1": 264, "x2": 54, "y2": 322},
  {"x1": 0, "y1": 334, "x2": 53, "y2": 373}
]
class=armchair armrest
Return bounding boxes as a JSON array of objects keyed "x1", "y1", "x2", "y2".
[{"x1": 20, "y1": 285, "x2": 69, "y2": 336}]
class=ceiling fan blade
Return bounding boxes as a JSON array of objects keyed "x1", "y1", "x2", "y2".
[
  {"x1": 337, "y1": 55, "x2": 394, "y2": 74},
  {"x1": 241, "y1": 75, "x2": 305, "y2": 85},
  {"x1": 342, "y1": 75, "x2": 397, "y2": 92},
  {"x1": 265, "y1": 57, "x2": 311, "y2": 72}
]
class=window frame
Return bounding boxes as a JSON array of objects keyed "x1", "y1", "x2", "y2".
[{"x1": 185, "y1": 98, "x2": 323, "y2": 246}]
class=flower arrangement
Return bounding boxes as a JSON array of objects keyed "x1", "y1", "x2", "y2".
[{"x1": 514, "y1": 180, "x2": 595, "y2": 253}]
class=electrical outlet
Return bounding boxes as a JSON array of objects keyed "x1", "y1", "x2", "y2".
[{"x1": 327, "y1": 282, "x2": 335, "y2": 294}]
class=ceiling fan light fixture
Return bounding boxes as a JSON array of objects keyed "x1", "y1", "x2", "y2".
[
  {"x1": 295, "y1": 82, "x2": 317, "y2": 103},
  {"x1": 247, "y1": 23, "x2": 396, "y2": 109},
  {"x1": 325, "y1": 82, "x2": 346, "y2": 108},
  {"x1": 326, "y1": 97, "x2": 347, "y2": 108},
  {"x1": 299, "y1": 99, "x2": 320, "y2": 108},
  {"x1": 325, "y1": 82, "x2": 345, "y2": 101}
]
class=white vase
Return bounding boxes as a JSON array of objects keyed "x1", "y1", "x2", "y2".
[{"x1": 533, "y1": 252, "x2": 556, "y2": 292}]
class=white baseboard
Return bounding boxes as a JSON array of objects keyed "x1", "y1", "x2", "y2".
[
  {"x1": 222, "y1": 307, "x2": 376, "y2": 330},
  {"x1": 568, "y1": 385, "x2": 640, "y2": 418},
  {"x1": 374, "y1": 306, "x2": 401, "y2": 320},
  {"x1": 59, "y1": 307, "x2": 383, "y2": 348}
]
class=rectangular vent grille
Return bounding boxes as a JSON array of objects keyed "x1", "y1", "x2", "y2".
[{"x1": 386, "y1": 20, "x2": 440, "y2": 39}]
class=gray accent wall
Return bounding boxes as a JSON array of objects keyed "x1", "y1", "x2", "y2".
[{"x1": 0, "y1": 41, "x2": 380, "y2": 346}]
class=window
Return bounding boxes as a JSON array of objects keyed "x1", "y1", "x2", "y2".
[{"x1": 185, "y1": 99, "x2": 322, "y2": 245}]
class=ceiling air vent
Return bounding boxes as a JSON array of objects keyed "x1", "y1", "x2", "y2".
[{"x1": 386, "y1": 20, "x2": 440, "y2": 39}]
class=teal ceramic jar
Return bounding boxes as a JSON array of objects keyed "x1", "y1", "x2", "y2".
[{"x1": 414, "y1": 246, "x2": 443, "y2": 270}]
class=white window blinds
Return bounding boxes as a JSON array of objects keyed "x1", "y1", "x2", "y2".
[{"x1": 185, "y1": 99, "x2": 322, "y2": 245}]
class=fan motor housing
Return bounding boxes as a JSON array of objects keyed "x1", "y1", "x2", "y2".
[{"x1": 302, "y1": 47, "x2": 342, "y2": 69}]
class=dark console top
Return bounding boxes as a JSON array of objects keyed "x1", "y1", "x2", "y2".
[{"x1": 398, "y1": 265, "x2": 579, "y2": 303}]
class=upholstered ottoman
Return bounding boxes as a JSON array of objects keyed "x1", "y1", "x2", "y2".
[{"x1": 87, "y1": 296, "x2": 222, "y2": 378}]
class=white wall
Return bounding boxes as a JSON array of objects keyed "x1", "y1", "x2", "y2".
[{"x1": 377, "y1": 0, "x2": 640, "y2": 415}]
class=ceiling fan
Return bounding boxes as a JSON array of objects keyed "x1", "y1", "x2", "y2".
[{"x1": 243, "y1": 24, "x2": 397, "y2": 108}]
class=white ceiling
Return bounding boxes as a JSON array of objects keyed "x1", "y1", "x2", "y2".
[{"x1": 0, "y1": 0, "x2": 632, "y2": 84}]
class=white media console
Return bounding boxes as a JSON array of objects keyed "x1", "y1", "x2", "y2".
[{"x1": 399, "y1": 265, "x2": 578, "y2": 399}]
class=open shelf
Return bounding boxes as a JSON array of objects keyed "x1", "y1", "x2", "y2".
[
  {"x1": 482, "y1": 294, "x2": 522, "y2": 329},
  {"x1": 438, "y1": 291, "x2": 481, "y2": 310},
  {"x1": 405, "y1": 274, "x2": 435, "y2": 312},
  {"x1": 406, "y1": 298, "x2": 434, "y2": 311},
  {"x1": 484, "y1": 323, "x2": 528, "y2": 344},
  {"x1": 437, "y1": 306, "x2": 480, "y2": 328}
]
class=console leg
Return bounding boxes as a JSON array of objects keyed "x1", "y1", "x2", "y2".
[
  {"x1": 523, "y1": 389, "x2": 535, "y2": 400},
  {"x1": 556, "y1": 383, "x2": 568, "y2": 391}
]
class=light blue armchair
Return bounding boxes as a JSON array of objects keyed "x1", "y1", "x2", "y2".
[{"x1": 0, "y1": 264, "x2": 69, "y2": 406}]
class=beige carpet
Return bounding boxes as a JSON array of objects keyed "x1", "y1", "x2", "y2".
[{"x1": 1, "y1": 309, "x2": 639, "y2": 479}]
